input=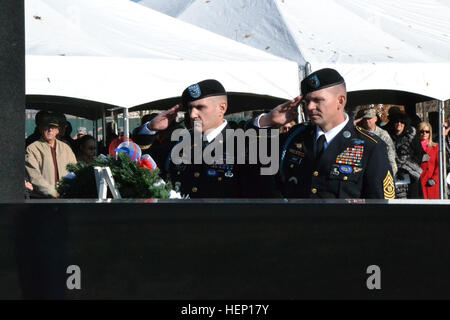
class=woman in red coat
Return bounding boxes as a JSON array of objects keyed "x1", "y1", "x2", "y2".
[{"x1": 418, "y1": 122, "x2": 440, "y2": 199}]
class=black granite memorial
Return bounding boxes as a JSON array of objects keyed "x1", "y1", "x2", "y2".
[
  {"x1": 1, "y1": 0, "x2": 450, "y2": 302},
  {"x1": 0, "y1": 0, "x2": 25, "y2": 202}
]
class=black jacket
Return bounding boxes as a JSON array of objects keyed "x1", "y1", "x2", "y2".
[
  {"x1": 166, "y1": 124, "x2": 279, "y2": 198},
  {"x1": 279, "y1": 120, "x2": 395, "y2": 199}
]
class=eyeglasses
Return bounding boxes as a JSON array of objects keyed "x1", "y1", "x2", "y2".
[{"x1": 420, "y1": 130, "x2": 430, "y2": 134}]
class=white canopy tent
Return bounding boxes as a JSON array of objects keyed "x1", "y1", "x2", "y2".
[
  {"x1": 136, "y1": 0, "x2": 450, "y2": 198},
  {"x1": 25, "y1": 0, "x2": 300, "y2": 110},
  {"x1": 136, "y1": 0, "x2": 450, "y2": 101}
]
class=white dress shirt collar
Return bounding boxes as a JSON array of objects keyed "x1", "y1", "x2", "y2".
[
  {"x1": 205, "y1": 119, "x2": 228, "y2": 143},
  {"x1": 315, "y1": 113, "x2": 349, "y2": 145}
]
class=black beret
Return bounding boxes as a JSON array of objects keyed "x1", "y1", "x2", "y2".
[
  {"x1": 301, "y1": 68, "x2": 345, "y2": 96},
  {"x1": 181, "y1": 79, "x2": 226, "y2": 106}
]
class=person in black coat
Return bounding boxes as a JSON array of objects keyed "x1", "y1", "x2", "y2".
[
  {"x1": 252, "y1": 68, "x2": 395, "y2": 199},
  {"x1": 386, "y1": 112, "x2": 424, "y2": 199}
]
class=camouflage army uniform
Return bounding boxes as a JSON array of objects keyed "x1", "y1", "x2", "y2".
[{"x1": 370, "y1": 126, "x2": 398, "y2": 177}]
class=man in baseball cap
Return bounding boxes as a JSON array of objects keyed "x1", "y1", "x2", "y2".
[
  {"x1": 355, "y1": 108, "x2": 398, "y2": 177},
  {"x1": 25, "y1": 112, "x2": 76, "y2": 198}
]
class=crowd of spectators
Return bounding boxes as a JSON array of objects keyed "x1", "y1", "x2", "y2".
[{"x1": 24, "y1": 108, "x2": 450, "y2": 199}]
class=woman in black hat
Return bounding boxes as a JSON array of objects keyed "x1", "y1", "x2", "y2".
[{"x1": 387, "y1": 112, "x2": 424, "y2": 199}]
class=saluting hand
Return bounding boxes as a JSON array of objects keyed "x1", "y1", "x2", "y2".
[
  {"x1": 259, "y1": 95, "x2": 302, "y2": 128},
  {"x1": 353, "y1": 117, "x2": 363, "y2": 127},
  {"x1": 147, "y1": 104, "x2": 181, "y2": 131}
]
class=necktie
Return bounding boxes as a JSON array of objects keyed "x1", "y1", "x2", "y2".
[{"x1": 315, "y1": 134, "x2": 326, "y2": 160}]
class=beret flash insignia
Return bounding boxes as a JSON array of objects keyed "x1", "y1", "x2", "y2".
[
  {"x1": 188, "y1": 84, "x2": 201, "y2": 99},
  {"x1": 308, "y1": 75, "x2": 320, "y2": 89}
]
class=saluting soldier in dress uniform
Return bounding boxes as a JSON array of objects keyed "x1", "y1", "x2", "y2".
[
  {"x1": 254, "y1": 68, "x2": 395, "y2": 199},
  {"x1": 139, "y1": 79, "x2": 274, "y2": 198}
]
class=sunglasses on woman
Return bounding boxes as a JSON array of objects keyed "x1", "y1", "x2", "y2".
[{"x1": 420, "y1": 130, "x2": 430, "y2": 133}]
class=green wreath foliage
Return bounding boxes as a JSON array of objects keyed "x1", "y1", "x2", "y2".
[{"x1": 58, "y1": 153, "x2": 172, "y2": 199}]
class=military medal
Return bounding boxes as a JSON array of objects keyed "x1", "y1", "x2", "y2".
[
  {"x1": 288, "y1": 176, "x2": 298, "y2": 184},
  {"x1": 225, "y1": 171, "x2": 234, "y2": 178},
  {"x1": 207, "y1": 169, "x2": 218, "y2": 177}
]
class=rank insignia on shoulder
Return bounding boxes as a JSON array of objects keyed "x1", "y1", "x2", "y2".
[{"x1": 383, "y1": 171, "x2": 395, "y2": 199}]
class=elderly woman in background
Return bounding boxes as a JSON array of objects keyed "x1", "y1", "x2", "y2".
[
  {"x1": 74, "y1": 135, "x2": 96, "y2": 164},
  {"x1": 418, "y1": 122, "x2": 440, "y2": 199},
  {"x1": 387, "y1": 112, "x2": 424, "y2": 199}
]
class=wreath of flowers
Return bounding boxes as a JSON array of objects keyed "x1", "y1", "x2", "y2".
[{"x1": 58, "y1": 139, "x2": 174, "y2": 199}]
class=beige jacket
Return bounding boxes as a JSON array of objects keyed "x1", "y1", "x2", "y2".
[{"x1": 25, "y1": 138, "x2": 77, "y2": 198}]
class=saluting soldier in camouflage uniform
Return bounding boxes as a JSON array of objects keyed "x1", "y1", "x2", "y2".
[
  {"x1": 253, "y1": 68, "x2": 395, "y2": 199},
  {"x1": 354, "y1": 108, "x2": 398, "y2": 177}
]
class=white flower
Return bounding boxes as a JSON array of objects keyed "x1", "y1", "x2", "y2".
[
  {"x1": 153, "y1": 179, "x2": 183, "y2": 199},
  {"x1": 169, "y1": 190, "x2": 183, "y2": 199}
]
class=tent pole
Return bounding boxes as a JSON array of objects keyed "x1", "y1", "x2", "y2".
[
  {"x1": 123, "y1": 108, "x2": 129, "y2": 139},
  {"x1": 298, "y1": 62, "x2": 312, "y2": 123},
  {"x1": 439, "y1": 101, "x2": 450, "y2": 199},
  {"x1": 93, "y1": 119, "x2": 98, "y2": 148},
  {"x1": 102, "y1": 110, "x2": 107, "y2": 148},
  {"x1": 304, "y1": 62, "x2": 312, "y2": 77},
  {"x1": 113, "y1": 111, "x2": 119, "y2": 136},
  {"x1": 438, "y1": 100, "x2": 446, "y2": 199}
]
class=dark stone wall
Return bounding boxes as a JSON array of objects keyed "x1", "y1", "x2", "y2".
[
  {"x1": 2, "y1": 201, "x2": 450, "y2": 299},
  {"x1": 0, "y1": 0, "x2": 25, "y2": 201}
]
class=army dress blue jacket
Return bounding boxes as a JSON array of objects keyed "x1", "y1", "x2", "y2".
[
  {"x1": 279, "y1": 120, "x2": 395, "y2": 199},
  {"x1": 166, "y1": 124, "x2": 278, "y2": 198}
]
